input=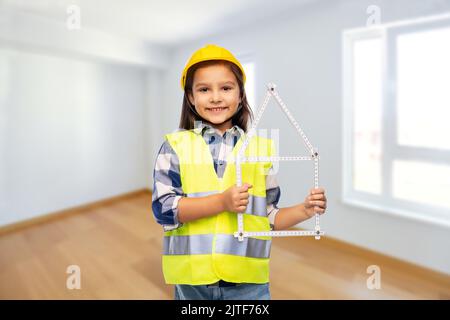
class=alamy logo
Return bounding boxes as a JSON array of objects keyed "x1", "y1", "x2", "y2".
[
  {"x1": 366, "y1": 265, "x2": 381, "y2": 290},
  {"x1": 66, "y1": 5, "x2": 81, "y2": 30},
  {"x1": 366, "y1": 5, "x2": 381, "y2": 27},
  {"x1": 66, "y1": 265, "x2": 81, "y2": 290}
]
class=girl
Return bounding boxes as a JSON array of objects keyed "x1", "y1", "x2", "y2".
[{"x1": 152, "y1": 44, "x2": 327, "y2": 300}]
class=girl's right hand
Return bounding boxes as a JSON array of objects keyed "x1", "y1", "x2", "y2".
[{"x1": 221, "y1": 183, "x2": 252, "y2": 213}]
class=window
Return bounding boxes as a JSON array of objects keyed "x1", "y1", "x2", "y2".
[
  {"x1": 343, "y1": 14, "x2": 450, "y2": 227},
  {"x1": 352, "y1": 37, "x2": 382, "y2": 195}
]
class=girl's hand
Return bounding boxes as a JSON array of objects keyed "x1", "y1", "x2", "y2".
[
  {"x1": 304, "y1": 187, "x2": 327, "y2": 218},
  {"x1": 221, "y1": 183, "x2": 252, "y2": 213}
]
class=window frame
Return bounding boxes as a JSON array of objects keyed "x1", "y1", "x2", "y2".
[{"x1": 342, "y1": 15, "x2": 450, "y2": 228}]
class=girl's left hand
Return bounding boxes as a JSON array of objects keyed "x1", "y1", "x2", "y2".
[{"x1": 304, "y1": 187, "x2": 327, "y2": 218}]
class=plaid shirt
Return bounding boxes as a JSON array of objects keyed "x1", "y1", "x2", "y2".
[{"x1": 152, "y1": 123, "x2": 281, "y2": 231}]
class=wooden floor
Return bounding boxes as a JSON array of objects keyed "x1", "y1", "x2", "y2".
[{"x1": 0, "y1": 191, "x2": 449, "y2": 299}]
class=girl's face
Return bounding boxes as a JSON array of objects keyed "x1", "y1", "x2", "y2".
[{"x1": 188, "y1": 64, "x2": 241, "y2": 133}]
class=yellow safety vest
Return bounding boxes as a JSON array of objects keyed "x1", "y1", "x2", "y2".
[{"x1": 162, "y1": 129, "x2": 274, "y2": 285}]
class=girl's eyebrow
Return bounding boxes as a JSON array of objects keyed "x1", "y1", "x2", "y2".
[{"x1": 194, "y1": 81, "x2": 236, "y2": 88}]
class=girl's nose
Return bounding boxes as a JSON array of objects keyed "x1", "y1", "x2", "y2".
[{"x1": 210, "y1": 89, "x2": 222, "y2": 103}]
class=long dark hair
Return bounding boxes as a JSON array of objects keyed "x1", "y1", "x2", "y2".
[{"x1": 178, "y1": 60, "x2": 253, "y2": 132}]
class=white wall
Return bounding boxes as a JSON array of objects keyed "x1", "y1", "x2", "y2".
[
  {"x1": 0, "y1": 5, "x2": 169, "y2": 227},
  {"x1": 0, "y1": 8, "x2": 170, "y2": 68},
  {"x1": 160, "y1": 0, "x2": 450, "y2": 274},
  {"x1": 0, "y1": 46, "x2": 149, "y2": 226},
  {"x1": 145, "y1": 68, "x2": 167, "y2": 189}
]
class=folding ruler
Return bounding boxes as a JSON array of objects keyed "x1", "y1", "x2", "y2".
[{"x1": 234, "y1": 83, "x2": 324, "y2": 241}]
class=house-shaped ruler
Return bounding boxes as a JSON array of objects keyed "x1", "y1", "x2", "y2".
[{"x1": 234, "y1": 83, "x2": 325, "y2": 242}]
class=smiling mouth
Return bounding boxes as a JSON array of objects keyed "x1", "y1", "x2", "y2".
[{"x1": 206, "y1": 107, "x2": 229, "y2": 113}]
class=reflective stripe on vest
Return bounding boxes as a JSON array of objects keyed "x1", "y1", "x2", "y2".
[
  {"x1": 163, "y1": 234, "x2": 271, "y2": 258},
  {"x1": 215, "y1": 234, "x2": 271, "y2": 258},
  {"x1": 186, "y1": 191, "x2": 267, "y2": 217},
  {"x1": 163, "y1": 234, "x2": 213, "y2": 255}
]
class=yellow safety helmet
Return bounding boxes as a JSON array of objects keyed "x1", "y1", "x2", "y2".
[{"x1": 180, "y1": 44, "x2": 246, "y2": 90}]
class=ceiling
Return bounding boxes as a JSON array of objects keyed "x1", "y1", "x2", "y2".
[{"x1": 1, "y1": 0, "x2": 316, "y2": 46}]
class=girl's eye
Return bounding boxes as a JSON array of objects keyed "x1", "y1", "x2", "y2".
[{"x1": 197, "y1": 86, "x2": 233, "y2": 92}]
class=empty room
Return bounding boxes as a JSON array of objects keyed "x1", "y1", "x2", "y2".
[{"x1": 0, "y1": 0, "x2": 449, "y2": 301}]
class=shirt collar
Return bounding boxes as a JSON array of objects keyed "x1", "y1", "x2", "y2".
[{"x1": 193, "y1": 122, "x2": 244, "y2": 138}]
